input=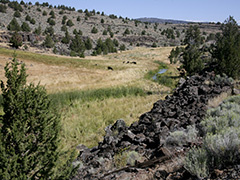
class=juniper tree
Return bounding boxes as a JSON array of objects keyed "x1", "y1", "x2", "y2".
[
  {"x1": 0, "y1": 57, "x2": 75, "y2": 179},
  {"x1": 9, "y1": 31, "x2": 22, "y2": 48},
  {"x1": 211, "y1": 16, "x2": 240, "y2": 79},
  {"x1": 7, "y1": 18, "x2": 21, "y2": 31}
]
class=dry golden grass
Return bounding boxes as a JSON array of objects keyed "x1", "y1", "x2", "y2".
[{"x1": 0, "y1": 47, "x2": 173, "y2": 93}]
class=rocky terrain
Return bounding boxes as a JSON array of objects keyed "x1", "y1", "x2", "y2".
[
  {"x1": 0, "y1": 1, "x2": 221, "y2": 56},
  {"x1": 71, "y1": 72, "x2": 239, "y2": 180}
]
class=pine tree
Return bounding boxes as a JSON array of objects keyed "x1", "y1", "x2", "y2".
[{"x1": 0, "y1": 57, "x2": 75, "y2": 179}]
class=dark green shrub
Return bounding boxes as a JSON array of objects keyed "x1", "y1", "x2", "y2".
[
  {"x1": 48, "y1": 18, "x2": 56, "y2": 26},
  {"x1": 21, "y1": 22, "x2": 31, "y2": 32},
  {"x1": 7, "y1": 17, "x2": 21, "y2": 31},
  {"x1": 8, "y1": 1, "x2": 23, "y2": 12},
  {"x1": 73, "y1": 29, "x2": 82, "y2": 36},
  {"x1": 49, "y1": 10, "x2": 55, "y2": 18},
  {"x1": 25, "y1": 14, "x2": 31, "y2": 21},
  {"x1": 113, "y1": 39, "x2": 119, "y2": 47},
  {"x1": 123, "y1": 28, "x2": 130, "y2": 35},
  {"x1": 37, "y1": 7, "x2": 41, "y2": 12},
  {"x1": 43, "y1": 34, "x2": 54, "y2": 48},
  {"x1": 110, "y1": 31, "x2": 114, "y2": 38},
  {"x1": 0, "y1": 58, "x2": 76, "y2": 180},
  {"x1": 30, "y1": 18, "x2": 36, "y2": 24},
  {"x1": 61, "y1": 25, "x2": 67, "y2": 32},
  {"x1": 103, "y1": 30, "x2": 107, "y2": 35},
  {"x1": 119, "y1": 44, "x2": 126, "y2": 51},
  {"x1": 91, "y1": 26, "x2": 98, "y2": 34},
  {"x1": 13, "y1": 10, "x2": 21, "y2": 17},
  {"x1": 151, "y1": 42, "x2": 157, "y2": 48},
  {"x1": 66, "y1": 19, "x2": 74, "y2": 27},
  {"x1": 141, "y1": 30, "x2": 146, "y2": 35},
  {"x1": 44, "y1": 26, "x2": 54, "y2": 36},
  {"x1": 61, "y1": 30, "x2": 70, "y2": 44},
  {"x1": 84, "y1": 37, "x2": 92, "y2": 50},
  {"x1": 101, "y1": 18, "x2": 104, "y2": 23},
  {"x1": 42, "y1": 10, "x2": 47, "y2": 16},
  {"x1": 0, "y1": 4, "x2": 7, "y2": 13},
  {"x1": 34, "y1": 25, "x2": 41, "y2": 35},
  {"x1": 77, "y1": 16, "x2": 80, "y2": 21},
  {"x1": 9, "y1": 31, "x2": 22, "y2": 48}
]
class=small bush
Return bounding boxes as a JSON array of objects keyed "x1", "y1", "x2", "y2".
[
  {"x1": 184, "y1": 148, "x2": 209, "y2": 179},
  {"x1": 91, "y1": 26, "x2": 98, "y2": 34},
  {"x1": 119, "y1": 44, "x2": 126, "y2": 51},
  {"x1": 103, "y1": 30, "x2": 107, "y2": 35},
  {"x1": 25, "y1": 14, "x2": 31, "y2": 21},
  {"x1": 30, "y1": 18, "x2": 36, "y2": 24},
  {"x1": 66, "y1": 19, "x2": 74, "y2": 27},
  {"x1": 77, "y1": 16, "x2": 80, "y2": 21},
  {"x1": 42, "y1": 10, "x2": 47, "y2": 16}
]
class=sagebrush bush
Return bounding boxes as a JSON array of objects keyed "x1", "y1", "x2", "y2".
[
  {"x1": 184, "y1": 148, "x2": 209, "y2": 179},
  {"x1": 185, "y1": 95, "x2": 240, "y2": 178}
]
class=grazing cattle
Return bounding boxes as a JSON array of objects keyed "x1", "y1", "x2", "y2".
[
  {"x1": 107, "y1": 66, "x2": 113, "y2": 71},
  {"x1": 131, "y1": 61, "x2": 137, "y2": 64}
]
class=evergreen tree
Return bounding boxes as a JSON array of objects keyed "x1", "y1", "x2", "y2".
[
  {"x1": 13, "y1": 10, "x2": 21, "y2": 17},
  {"x1": 0, "y1": 57, "x2": 75, "y2": 179},
  {"x1": 91, "y1": 26, "x2": 98, "y2": 34},
  {"x1": 61, "y1": 30, "x2": 70, "y2": 44},
  {"x1": 9, "y1": 31, "x2": 22, "y2": 48},
  {"x1": 70, "y1": 34, "x2": 85, "y2": 56},
  {"x1": 7, "y1": 18, "x2": 21, "y2": 31},
  {"x1": 21, "y1": 22, "x2": 31, "y2": 32},
  {"x1": 84, "y1": 37, "x2": 92, "y2": 50},
  {"x1": 43, "y1": 34, "x2": 54, "y2": 48},
  {"x1": 211, "y1": 16, "x2": 240, "y2": 79},
  {"x1": 66, "y1": 19, "x2": 74, "y2": 27},
  {"x1": 34, "y1": 25, "x2": 41, "y2": 35}
]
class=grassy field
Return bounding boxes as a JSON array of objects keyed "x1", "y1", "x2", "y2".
[{"x1": 0, "y1": 46, "x2": 178, "y2": 152}]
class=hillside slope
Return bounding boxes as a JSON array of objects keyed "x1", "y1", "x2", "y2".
[{"x1": 0, "y1": 1, "x2": 221, "y2": 57}]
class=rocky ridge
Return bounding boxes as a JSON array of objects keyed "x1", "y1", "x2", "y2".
[{"x1": 72, "y1": 72, "x2": 234, "y2": 180}]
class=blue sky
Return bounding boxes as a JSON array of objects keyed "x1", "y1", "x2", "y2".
[{"x1": 22, "y1": 0, "x2": 240, "y2": 23}]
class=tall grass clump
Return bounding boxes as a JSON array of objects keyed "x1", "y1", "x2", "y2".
[
  {"x1": 184, "y1": 95, "x2": 240, "y2": 178},
  {"x1": 49, "y1": 86, "x2": 146, "y2": 108}
]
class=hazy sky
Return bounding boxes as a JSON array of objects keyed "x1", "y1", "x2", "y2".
[{"x1": 21, "y1": 0, "x2": 240, "y2": 23}]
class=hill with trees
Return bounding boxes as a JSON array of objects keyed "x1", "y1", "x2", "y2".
[{"x1": 0, "y1": 0, "x2": 222, "y2": 57}]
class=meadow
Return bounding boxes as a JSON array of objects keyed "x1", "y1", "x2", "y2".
[{"x1": 0, "y1": 46, "x2": 179, "y2": 151}]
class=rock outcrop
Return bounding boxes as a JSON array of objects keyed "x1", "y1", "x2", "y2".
[{"x1": 72, "y1": 72, "x2": 233, "y2": 180}]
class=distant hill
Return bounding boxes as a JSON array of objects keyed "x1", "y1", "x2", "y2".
[
  {"x1": 0, "y1": 1, "x2": 219, "y2": 57},
  {"x1": 136, "y1": 17, "x2": 201, "y2": 24}
]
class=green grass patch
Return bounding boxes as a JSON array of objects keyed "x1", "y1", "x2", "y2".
[
  {"x1": 49, "y1": 86, "x2": 147, "y2": 108},
  {"x1": 145, "y1": 61, "x2": 179, "y2": 89}
]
